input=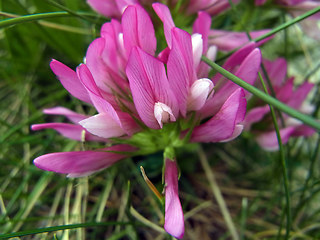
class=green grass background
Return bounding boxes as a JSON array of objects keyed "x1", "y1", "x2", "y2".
[{"x1": 0, "y1": 0, "x2": 320, "y2": 239}]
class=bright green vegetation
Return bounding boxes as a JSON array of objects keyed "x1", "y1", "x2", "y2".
[{"x1": 0, "y1": 0, "x2": 319, "y2": 239}]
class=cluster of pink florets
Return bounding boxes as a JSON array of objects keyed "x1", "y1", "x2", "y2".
[{"x1": 32, "y1": 1, "x2": 316, "y2": 238}]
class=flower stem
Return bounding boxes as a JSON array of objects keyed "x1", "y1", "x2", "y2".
[
  {"x1": 253, "y1": 6, "x2": 320, "y2": 43},
  {"x1": 0, "y1": 11, "x2": 95, "y2": 29},
  {"x1": 258, "y1": 73, "x2": 291, "y2": 240}
]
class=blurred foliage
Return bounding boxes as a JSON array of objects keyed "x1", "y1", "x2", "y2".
[{"x1": 0, "y1": 0, "x2": 319, "y2": 239}]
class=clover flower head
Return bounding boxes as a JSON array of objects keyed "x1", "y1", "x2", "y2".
[{"x1": 32, "y1": 3, "x2": 262, "y2": 238}]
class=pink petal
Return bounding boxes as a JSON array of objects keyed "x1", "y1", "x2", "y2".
[
  {"x1": 76, "y1": 63, "x2": 120, "y2": 111},
  {"x1": 167, "y1": 28, "x2": 196, "y2": 117},
  {"x1": 77, "y1": 64, "x2": 138, "y2": 135},
  {"x1": 200, "y1": 0, "x2": 239, "y2": 15},
  {"x1": 287, "y1": 82, "x2": 314, "y2": 109},
  {"x1": 50, "y1": 59, "x2": 92, "y2": 104},
  {"x1": 77, "y1": 64, "x2": 117, "y2": 114},
  {"x1": 100, "y1": 20, "x2": 126, "y2": 72},
  {"x1": 164, "y1": 158, "x2": 184, "y2": 239},
  {"x1": 87, "y1": 0, "x2": 120, "y2": 18},
  {"x1": 154, "y1": 102, "x2": 176, "y2": 128},
  {"x1": 292, "y1": 125, "x2": 316, "y2": 137},
  {"x1": 255, "y1": 0, "x2": 267, "y2": 5},
  {"x1": 122, "y1": 4, "x2": 156, "y2": 56},
  {"x1": 34, "y1": 145, "x2": 136, "y2": 175},
  {"x1": 218, "y1": 48, "x2": 261, "y2": 98},
  {"x1": 31, "y1": 123, "x2": 105, "y2": 142},
  {"x1": 116, "y1": 111, "x2": 142, "y2": 136},
  {"x1": 208, "y1": 29, "x2": 272, "y2": 51},
  {"x1": 191, "y1": 33, "x2": 203, "y2": 69},
  {"x1": 191, "y1": 88, "x2": 247, "y2": 142},
  {"x1": 220, "y1": 124, "x2": 244, "y2": 142},
  {"x1": 275, "y1": 77, "x2": 294, "y2": 103},
  {"x1": 243, "y1": 105, "x2": 270, "y2": 130},
  {"x1": 187, "y1": 78, "x2": 214, "y2": 111},
  {"x1": 157, "y1": 47, "x2": 170, "y2": 63},
  {"x1": 201, "y1": 47, "x2": 261, "y2": 118},
  {"x1": 126, "y1": 47, "x2": 178, "y2": 129},
  {"x1": 85, "y1": 37, "x2": 126, "y2": 95},
  {"x1": 262, "y1": 58, "x2": 287, "y2": 87},
  {"x1": 193, "y1": 11, "x2": 211, "y2": 53},
  {"x1": 115, "y1": 0, "x2": 138, "y2": 14},
  {"x1": 152, "y1": 3, "x2": 175, "y2": 48},
  {"x1": 43, "y1": 106, "x2": 87, "y2": 124},
  {"x1": 211, "y1": 42, "x2": 257, "y2": 85},
  {"x1": 256, "y1": 127, "x2": 296, "y2": 151},
  {"x1": 79, "y1": 113, "x2": 126, "y2": 138}
]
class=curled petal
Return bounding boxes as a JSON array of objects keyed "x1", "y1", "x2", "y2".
[
  {"x1": 31, "y1": 123, "x2": 105, "y2": 142},
  {"x1": 191, "y1": 88, "x2": 246, "y2": 143},
  {"x1": 187, "y1": 78, "x2": 214, "y2": 111},
  {"x1": 34, "y1": 145, "x2": 136, "y2": 176},
  {"x1": 50, "y1": 59, "x2": 91, "y2": 104},
  {"x1": 164, "y1": 158, "x2": 184, "y2": 239}
]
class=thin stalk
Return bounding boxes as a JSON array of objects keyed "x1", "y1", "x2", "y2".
[
  {"x1": 62, "y1": 182, "x2": 73, "y2": 240},
  {"x1": 253, "y1": 6, "x2": 320, "y2": 43},
  {"x1": 129, "y1": 206, "x2": 166, "y2": 234},
  {"x1": 240, "y1": 198, "x2": 248, "y2": 240},
  {"x1": 294, "y1": 136, "x2": 320, "y2": 221},
  {"x1": 198, "y1": 147, "x2": 240, "y2": 240},
  {"x1": 258, "y1": 73, "x2": 291, "y2": 240},
  {"x1": 202, "y1": 56, "x2": 320, "y2": 132},
  {"x1": 44, "y1": 0, "x2": 94, "y2": 22},
  {"x1": 0, "y1": 11, "x2": 95, "y2": 29},
  {"x1": 216, "y1": 6, "x2": 320, "y2": 62},
  {"x1": 40, "y1": 188, "x2": 63, "y2": 240},
  {"x1": 5, "y1": 173, "x2": 52, "y2": 233},
  {"x1": 0, "y1": 222, "x2": 133, "y2": 239}
]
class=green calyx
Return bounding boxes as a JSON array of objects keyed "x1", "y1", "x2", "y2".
[{"x1": 110, "y1": 116, "x2": 198, "y2": 157}]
